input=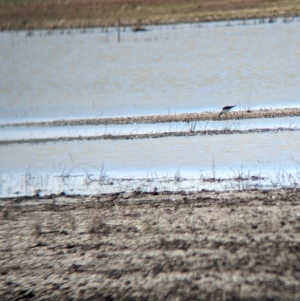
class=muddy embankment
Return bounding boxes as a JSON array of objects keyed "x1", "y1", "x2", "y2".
[
  {"x1": 1, "y1": 108, "x2": 299, "y2": 145},
  {"x1": 2, "y1": 107, "x2": 300, "y2": 127},
  {"x1": 1, "y1": 188, "x2": 300, "y2": 300}
]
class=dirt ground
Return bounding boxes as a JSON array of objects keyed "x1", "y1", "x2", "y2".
[
  {"x1": 1, "y1": 0, "x2": 300, "y2": 30},
  {"x1": 1, "y1": 188, "x2": 300, "y2": 300}
]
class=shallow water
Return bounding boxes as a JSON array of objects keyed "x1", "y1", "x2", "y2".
[
  {"x1": 1, "y1": 131, "x2": 300, "y2": 197},
  {"x1": 1, "y1": 19, "x2": 300, "y2": 197},
  {"x1": 2, "y1": 131, "x2": 299, "y2": 175},
  {"x1": 1, "y1": 18, "x2": 300, "y2": 123}
]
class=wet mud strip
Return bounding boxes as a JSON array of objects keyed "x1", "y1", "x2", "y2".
[
  {"x1": 0, "y1": 126, "x2": 299, "y2": 145},
  {"x1": 1, "y1": 188, "x2": 300, "y2": 300},
  {"x1": 1, "y1": 107, "x2": 300, "y2": 129}
]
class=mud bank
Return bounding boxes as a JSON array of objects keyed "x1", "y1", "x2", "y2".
[
  {"x1": 1, "y1": 126, "x2": 299, "y2": 146},
  {"x1": 1, "y1": 107, "x2": 300, "y2": 129},
  {"x1": 1, "y1": 188, "x2": 300, "y2": 300}
]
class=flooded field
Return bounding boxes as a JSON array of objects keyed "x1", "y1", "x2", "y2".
[
  {"x1": 2, "y1": 14, "x2": 300, "y2": 301},
  {"x1": 1, "y1": 130, "x2": 300, "y2": 197},
  {"x1": 1, "y1": 18, "x2": 300, "y2": 123},
  {"x1": 1, "y1": 18, "x2": 300, "y2": 197}
]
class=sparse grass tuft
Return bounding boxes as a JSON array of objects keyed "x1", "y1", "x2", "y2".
[
  {"x1": 2, "y1": 208, "x2": 13, "y2": 220},
  {"x1": 186, "y1": 119, "x2": 198, "y2": 133},
  {"x1": 88, "y1": 216, "x2": 107, "y2": 234},
  {"x1": 145, "y1": 224, "x2": 162, "y2": 235},
  {"x1": 87, "y1": 205, "x2": 109, "y2": 235},
  {"x1": 33, "y1": 222, "x2": 42, "y2": 238},
  {"x1": 65, "y1": 212, "x2": 77, "y2": 231},
  {"x1": 174, "y1": 168, "x2": 182, "y2": 182}
]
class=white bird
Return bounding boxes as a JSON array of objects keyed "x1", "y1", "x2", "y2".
[{"x1": 218, "y1": 105, "x2": 236, "y2": 117}]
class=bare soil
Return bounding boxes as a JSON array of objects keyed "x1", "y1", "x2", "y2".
[
  {"x1": 1, "y1": 188, "x2": 300, "y2": 300},
  {"x1": 1, "y1": 0, "x2": 300, "y2": 30}
]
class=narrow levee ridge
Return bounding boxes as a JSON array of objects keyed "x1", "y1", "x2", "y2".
[
  {"x1": 1, "y1": 107, "x2": 300, "y2": 128},
  {"x1": 1, "y1": 127, "x2": 299, "y2": 145}
]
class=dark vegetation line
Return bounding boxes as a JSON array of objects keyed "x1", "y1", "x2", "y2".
[
  {"x1": 1, "y1": 127, "x2": 299, "y2": 146},
  {"x1": 1, "y1": 108, "x2": 300, "y2": 128}
]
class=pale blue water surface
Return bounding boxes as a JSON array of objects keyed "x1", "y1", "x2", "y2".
[
  {"x1": 1, "y1": 131, "x2": 300, "y2": 197},
  {"x1": 1, "y1": 18, "x2": 300, "y2": 124}
]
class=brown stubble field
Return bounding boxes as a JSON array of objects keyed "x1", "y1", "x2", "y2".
[
  {"x1": 1, "y1": 188, "x2": 300, "y2": 300},
  {"x1": 1, "y1": 0, "x2": 300, "y2": 30}
]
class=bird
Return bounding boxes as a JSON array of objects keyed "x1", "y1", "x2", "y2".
[{"x1": 218, "y1": 105, "x2": 236, "y2": 117}]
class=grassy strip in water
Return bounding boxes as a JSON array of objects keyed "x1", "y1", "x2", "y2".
[
  {"x1": 1, "y1": 107, "x2": 300, "y2": 128},
  {"x1": 0, "y1": 127, "x2": 299, "y2": 145}
]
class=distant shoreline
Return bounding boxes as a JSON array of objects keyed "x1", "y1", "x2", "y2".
[{"x1": 1, "y1": 0, "x2": 300, "y2": 30}]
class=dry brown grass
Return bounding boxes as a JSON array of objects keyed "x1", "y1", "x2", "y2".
[
  {"x1": 3, "y1": 107, "x2": 300, "y2": 128},
  {"x1": 1, "y1": 188, "x2": 300, "y2": 300},
  {"x1": 1, "y1": 0, "x2": 300, "y2": 30}
]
